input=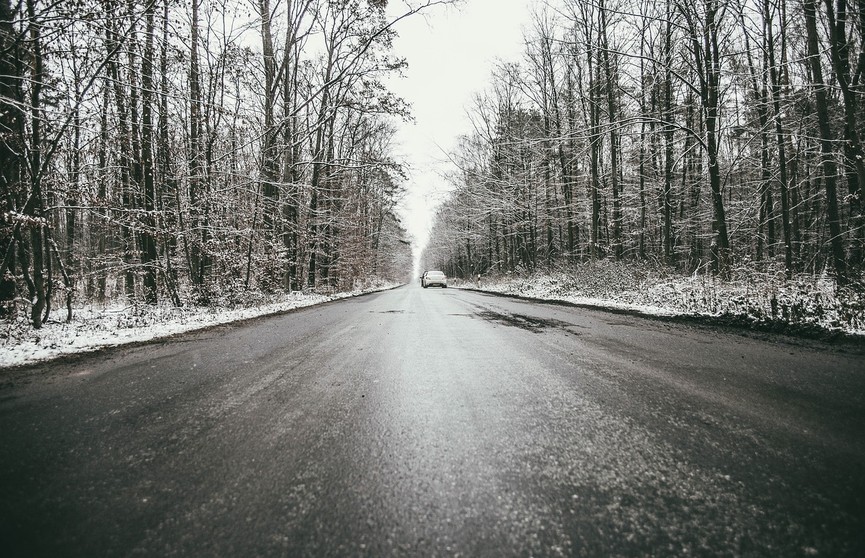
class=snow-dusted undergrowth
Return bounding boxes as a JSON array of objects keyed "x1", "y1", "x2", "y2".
[
  {"x1": 461, "y1": 261, "x2": 865, "y2": 337},
  {"x1": 1, "y1": 280, "x2": 400, "y2": 369}
]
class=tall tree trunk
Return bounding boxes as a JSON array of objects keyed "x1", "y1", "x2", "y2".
[
  {"x1": 541, "y1": 33, "x2": 572, "y2": 262},
  {"x1": 0, "y1": 0, "x2": 23, "y2": 315},
  {"x1": 26, "y1": 0, "x2": 46, "y2": 328},
  {"x1": 307, "y1": 63, "x2": 334, "y2": 288},
  {"x1": 67, "y1": 45, "x2": 81, "y2": 297},
  {"x1": 682, "y1": 0, "x2": 730, "y2": 274},
  {"x1": 187, "y1": 0, "x2": 205, "y2": 289},
  {"x1": 663, "y1": 0, "x2": 675, "y2": 265},
  {"x1": 258, "y1": 0, "x2": 280, "y2": 255},
  {"x1": 764, "y1": 0, "x2": 793, "y2": 274},
  {"x1": 140, "y1": 0, "x2": 158, "y2": 303},
  {"x1": 281, "y1": 0, "x2": 314, "y2": 291},
  {"x1": 105, "y1": 2, "x2": 136, "y2": 299},
  {"x1": 703, "y1": 1, "x2": 730, "y2": 274},
  {"x1": 822, "y1": 0, "x2": 865, "y2": 268},
  {"x1": 96, "y1": 81, "x2": 110, "y2": 301},
  {"x1": 741, "y1": 11, "x2": 775, "y2": 264},
  {"x1": 638, "y1": 44, "x2": 648, "y2": 261},
  {"x1": 586, "y1": 36, "x2": 603, "y2": 259},
  {"x1": 158, "y1": 0, "x2": 180, "y2": 306},
  {"x1": 803, "y1": 0, "x2": 847, "y2": 281},
  {"x1": 599, "y1": 1, "x2": 622, "y2": 259},
  {"x1": 565, "y1": 60, "x2": 580, "y2": 258}
]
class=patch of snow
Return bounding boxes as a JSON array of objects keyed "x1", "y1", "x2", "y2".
[{"x1": 1, "y1": 283, "x2": 400, "y2": 369}]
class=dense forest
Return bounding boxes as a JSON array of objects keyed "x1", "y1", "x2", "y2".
[
  {"x1": 1, "y1": 0, "x2": 423, "y2": 329},
  {"x1": 421, "y1": 0, "x2": 865, "y2": 294},
  {"x1": 4, "y1": 0, "x2": 865, "y2": 334}
]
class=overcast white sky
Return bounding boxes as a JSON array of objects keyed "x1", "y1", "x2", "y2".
[{"x1": 385, "y1": 0, "x2": 534, "y2": 260}]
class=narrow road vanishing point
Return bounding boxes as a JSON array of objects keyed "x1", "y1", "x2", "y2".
[{"x1": 1, "y1": 285, "x2": 863, "y2": 556}]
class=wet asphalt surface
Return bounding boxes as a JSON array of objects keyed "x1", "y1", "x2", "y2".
[{"x1": 1, "y1": 285, "x2": 864, "y2": 557}]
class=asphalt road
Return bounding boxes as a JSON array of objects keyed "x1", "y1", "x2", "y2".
[{"x1": 1, "y1": 285, "x2": 864, "y2": 556}]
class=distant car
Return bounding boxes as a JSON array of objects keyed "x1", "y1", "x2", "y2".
[{"x1": 422, "y1": 270, "x2": 447, "y2": 288}]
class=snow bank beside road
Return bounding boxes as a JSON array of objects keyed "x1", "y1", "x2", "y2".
[
  {"x1": 1, "y1": 284, "x2": 399, "y2": 369},
  {"x1": 459, "y1": 263, "x2": 865, "y2": 338}
]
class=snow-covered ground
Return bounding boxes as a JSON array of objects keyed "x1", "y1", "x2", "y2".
[
  {"x1": 455, "y1": 262, "x2": 865, "y2": 339},
  {"x1": 0, "y1": 283, "x2": 400, "y2": 369}
]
